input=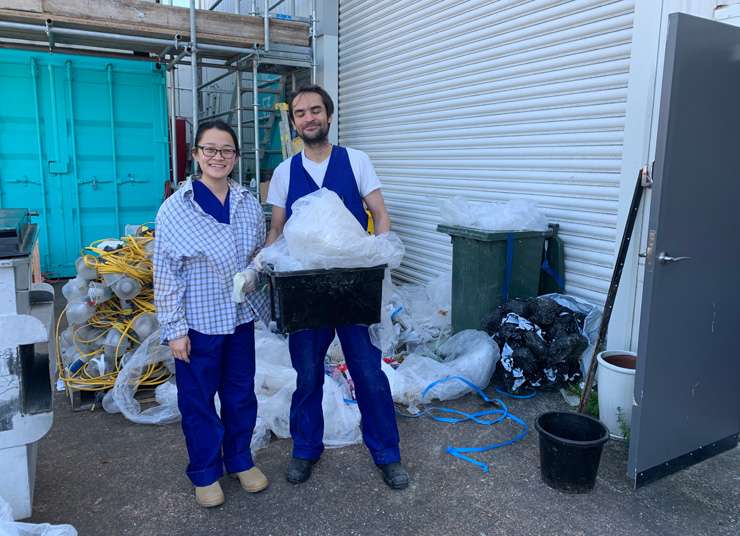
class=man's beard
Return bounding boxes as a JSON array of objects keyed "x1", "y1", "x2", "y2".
[{"x1": 300, "y1": 122, "x2": 329, "y2": 146}]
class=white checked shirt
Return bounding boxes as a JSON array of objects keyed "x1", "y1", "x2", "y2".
[{"x1": 153, "y1": 179, "x2": 270, "y2": 342}]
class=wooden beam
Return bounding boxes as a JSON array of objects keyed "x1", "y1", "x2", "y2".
[{"x1": 0, "y1": 0, "x2": 309, "y2": 47}]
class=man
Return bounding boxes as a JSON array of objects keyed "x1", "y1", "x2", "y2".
[{"x1": 263, "y1": 85, "x2": 409, "y2": 490}]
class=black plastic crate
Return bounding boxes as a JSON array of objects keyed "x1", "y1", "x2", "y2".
[{"x1": 265, "y1": 264, "x2": 386, "y2": 333}]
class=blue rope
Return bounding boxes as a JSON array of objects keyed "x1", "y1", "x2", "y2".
[
  {"x1": 495, "y1": 386, "x2": 537, "y2": 399},
  {"x1": 401, "y1": 376, "x2": 529, "y2": 473}
]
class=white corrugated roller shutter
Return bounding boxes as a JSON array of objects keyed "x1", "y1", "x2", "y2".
[{"x1": 338, "y1": 0, "x2": 635, "y2": 304}]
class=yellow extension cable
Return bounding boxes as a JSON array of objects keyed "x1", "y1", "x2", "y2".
[{"x1": 56, "y1": 229, "x2": 171, "y2": 393}]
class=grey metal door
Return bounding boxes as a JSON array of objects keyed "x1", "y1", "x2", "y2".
[{"x1": 628, "y1": 13, "x2": 740, "y2": 488}]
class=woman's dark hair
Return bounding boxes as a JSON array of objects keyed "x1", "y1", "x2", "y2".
[
  {"x1": 192, "y1": 119, "x2": 240, "y2": 154},
  {"x1": 288, "y1": 85, "x2": 335, "y2": 121}
]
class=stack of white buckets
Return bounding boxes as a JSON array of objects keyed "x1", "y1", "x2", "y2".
[{"x1": 596, "y1": 350, "x2": 637, "y2": 440}]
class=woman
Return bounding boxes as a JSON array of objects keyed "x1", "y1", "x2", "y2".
[{"x1": 153, "y1": 120, "x2": 270, "y2": 507}]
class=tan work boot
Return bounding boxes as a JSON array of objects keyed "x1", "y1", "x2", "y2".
[
  {"x1": 235, "y1": 466, "x2": 269, "y2": 493},
  {"x1": 195, "y1": 481, "x2": 225, "y2": 508}
]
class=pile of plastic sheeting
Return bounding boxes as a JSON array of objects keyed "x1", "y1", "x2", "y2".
[
  {"x1": 0, "y1": 496, "x2": 76, "y2": 536},
  {"x1": 101, "y1": 332, "x2": 177, "y2": 426},
  {"x1": 56, "y1": 226, "x2": 169, "y2": 395},
  {"x1": 367, "y1": 272, "x2": 500, "y2": 409},
  {"x1": 384, "y1": 330, "x2": 500, "y2": 412},
  {"x1": 438, "y1": 196, "x2": 549, "y2": 231},
  {"x1": 103, "y1": 326, "x2": 362, "y2": 450},
  {"x1": 369, "y1": 272, "x2": 453, "y2": 358},
  {"x1": 260, "y1": 189, "x2": 405, "y2": 271},
  {"x1": 104, "y1": 274, "x2": 502, "y2": 448},
  {"x1": 482, "y1": 295, "x2": 601, "y2": 394}
]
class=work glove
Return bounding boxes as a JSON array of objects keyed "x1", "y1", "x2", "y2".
[
  {"x1": 252, "y1": 250, "x2": 266, "y2": 272},
  {"x1": 232, "y1": 268, "x2": 259, "y2": 303}
]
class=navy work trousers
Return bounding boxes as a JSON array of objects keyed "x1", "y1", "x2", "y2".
[
  {"x1": 174, "y1": 321, "x2": 257, "y2": 487},
  {"x1": 288, "y1": 324, "x2": 401, "y2": 465}
]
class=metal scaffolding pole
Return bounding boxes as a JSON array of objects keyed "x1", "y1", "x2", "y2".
[
  {"x1": 168, "y1": 69, "x2": 178, "y2": 184},
  {"x1": 0, "y1": 20, "x2": 310, "y2": 68},
  {"x1": 264, "y1": 0, "x2": 270, "y2": 52},
  {"x1": 310, "y1": 0, "x2": 317, "y2": 83},
  {"x1": 252, "y1": 58, "x2": 260, "y2": 196},
  {"x1": 235, "y1": 0, "x2": 243, "y2": 185},
  {"x1": 189, "y1": 0, "x2": 199, "y2": 174}
]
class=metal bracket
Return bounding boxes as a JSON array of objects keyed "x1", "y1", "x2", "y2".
[
  {"x1": 78, "y1": 176, "x2": 113, "y2": 190},
  {"x1": 645, "y1": 229, "x2": 657, "y2": 272},
  {"x1": 119, "y1": 173, "x2": 146, "y2": 185},
  {"x1": 45, "y1": 19, "x2": 54, "y2": 52},
  {"x1": 167, "y1": 46, "x2": 191, "y2": 71},
  {"x1": 640, "y1": 164, "x2": 653, "y2": 188},
  {"x1": 158, "y1": 44, "x2": 175, "y2": 63},
  {"x1": 5, "y1": 175, "x2": 41, "y2": 186}
]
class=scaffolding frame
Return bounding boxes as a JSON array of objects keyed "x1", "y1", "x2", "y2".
[
  {"x1": 191, "y1": 0, "x2": 316, "y2": 197},
  {"x1": 0, "y1": 0, "x2": 317, "y2": 200}
]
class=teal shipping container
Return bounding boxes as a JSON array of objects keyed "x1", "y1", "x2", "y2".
[{"x1": 0, "y1": 48, "x2": 169, "y2": 278}]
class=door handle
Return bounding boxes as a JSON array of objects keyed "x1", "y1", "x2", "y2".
[{"x1": 657, "y1": 252, "x2": 691, "y2": 264}]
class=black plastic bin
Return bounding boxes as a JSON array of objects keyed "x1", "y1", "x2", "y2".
[{"x1": 265, "y1": 264, "x2": 386, "y2": 333}]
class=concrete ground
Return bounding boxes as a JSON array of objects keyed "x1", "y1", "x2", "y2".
[
  {"x1": 24, "y1": 286, "x2": 739, "y2": 535},
  {"x1": 27, "y1": 388, "x2": 739, "y2": 536}
]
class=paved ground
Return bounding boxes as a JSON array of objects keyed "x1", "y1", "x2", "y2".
[
  {"x1": 27, "y1": 387, "x2": 739, "y2": 536},
  {"x1": 23, "y1": 285, "x2": 739, "y2": 535}
]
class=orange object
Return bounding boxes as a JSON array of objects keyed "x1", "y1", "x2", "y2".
[{"x1": 31, "y1": 241, "x2": 43, "y2": 283}]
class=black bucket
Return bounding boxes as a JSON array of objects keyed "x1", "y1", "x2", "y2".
[{"x1": 535, "y1": 411, "x2": 609, "y2": 493}]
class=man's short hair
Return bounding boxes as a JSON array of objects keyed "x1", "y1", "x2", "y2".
[{"x1": 288, "y1": 84, "x2": 335, "y2": 121}]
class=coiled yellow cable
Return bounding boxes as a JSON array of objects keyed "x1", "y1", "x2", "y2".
[{"x1": 56, "y1": 228, "x2": 171, "y2": 393}]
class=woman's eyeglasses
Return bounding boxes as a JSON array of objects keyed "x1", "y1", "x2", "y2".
[{"x1": 197, "y1": 145, "x2": 237, "y2": 159}]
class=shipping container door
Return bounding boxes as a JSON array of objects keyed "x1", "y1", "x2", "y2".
[{"x1": 0, "y1": 49, "x2": 169, "y2": 277}]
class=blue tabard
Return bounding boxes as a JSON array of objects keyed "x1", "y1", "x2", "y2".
[{"x1": 285, "y1": 145, "x2": 368, "y2": 228}]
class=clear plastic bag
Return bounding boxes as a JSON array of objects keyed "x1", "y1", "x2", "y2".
[
  {"x1": 395, "y1": 272, "x2": 452, "y2": 339},
  {"x1": 322, "y1": 377, "x2": 361, "y2": 447},
  {"x1": 0, "y1": 496, "x2": 77, "y2": 535},
  {"x1": 105, "y1": 330, "x2": 179, "y2": 425},
  {"x1": 368, "y1": 273, "x2": 398, "y2": 355},
  {"x1": 279, "y1": 188, "x2": 405, "y2": 270},
  {"x1": 370, "y1": 272, "x2": 452, "y2": 356},
  {"x1": 259, "y1": 237, "x2": 305, "y2": 272},
  {"x1": 439, "y1": 196, "x2": 549, "y2": 231},
  {"x1": 253, "y1": 327, "x2": 362, "y2": 448},
  {"x1": 154, "y1": 379, "x2": 177, "y2": 408},
  {"x1": 387, "y1": 330, "x2": 500, "y2": 408}
]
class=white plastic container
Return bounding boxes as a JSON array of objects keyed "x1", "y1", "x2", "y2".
[{"x1": 596, "y1": 350, "x2": 637, "y2": 440}]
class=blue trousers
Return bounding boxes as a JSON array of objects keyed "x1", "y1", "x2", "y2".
[
  {"x1": 174, "y1": 322, "x2": 257, "y2": 487},
  {"x1": 288, "y1": 324, "x2": 401, "y2": 465}
]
